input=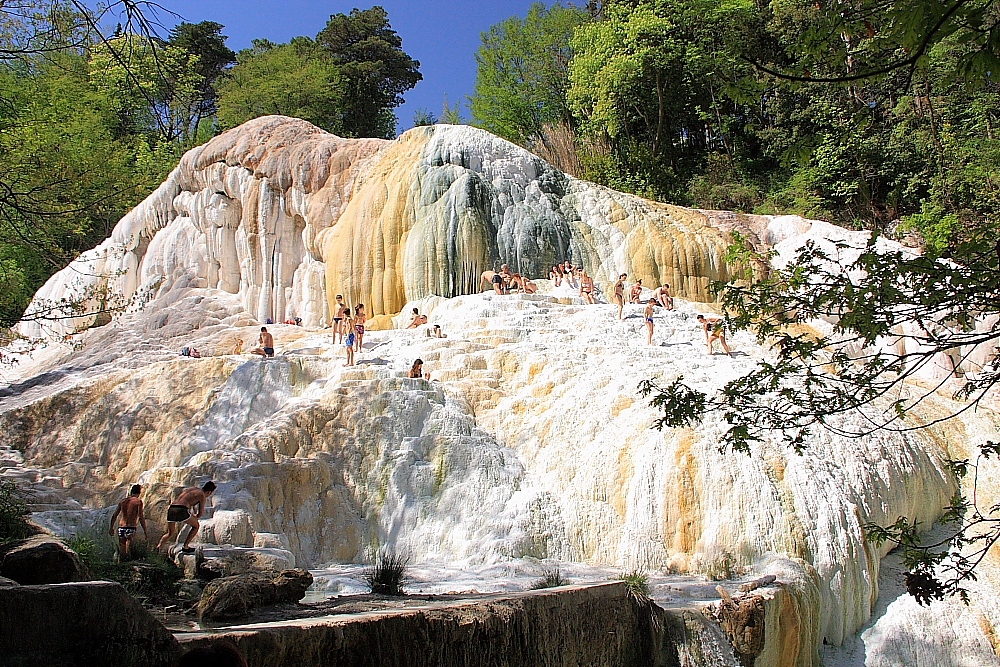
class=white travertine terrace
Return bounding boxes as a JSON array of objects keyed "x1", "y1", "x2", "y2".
[{"x1": 3, "y1": 116, "x2": 999, "y2": 667}]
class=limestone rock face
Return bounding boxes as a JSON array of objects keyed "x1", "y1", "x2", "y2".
[
  {"x1": 3, "y1": 117, "x2": 999, "y2": 666},
  {"x1": 20, "y1": 116, "x2": 751, "y2": 339}
]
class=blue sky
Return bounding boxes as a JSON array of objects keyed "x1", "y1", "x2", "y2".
[{"x1": 133, "y1": 1, "x2": 545, "y2": 133}]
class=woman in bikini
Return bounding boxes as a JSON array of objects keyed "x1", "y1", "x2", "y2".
[
  {"x1": 549, "y1": 264, "x2": 562, "y2": 287},
  {"x1": 579, "y1": 270, "x2": 596, "y2": 304},
  {"x1": 354, "y1": 304, "x2": 366, "y2": 353},
  {"x1": 630, "y1": 279, "x2": 644, "y2": 304},
  {"x1": 408, "y1": 358, "x2": 430, "y2": 379},
  {"x1": 644, "y1": 298, "x2": 656, "y2": 346}
]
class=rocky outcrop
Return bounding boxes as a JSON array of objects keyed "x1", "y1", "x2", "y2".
[
  {"x1": 198, "y1": 568, "x2": 313, "y2": 620},
  {"x1": 0, "y1": 580, "x2": 180, "y2": 667},
  {"x1": 0, "y1": 535, "x2": 90, "y2": 585},
  {"x1": 183, "y1": 582, "x2": 663, "y2": 666}
]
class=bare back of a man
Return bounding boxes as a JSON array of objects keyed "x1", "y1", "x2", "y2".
[
  {"x1": 109, "y1": 484, "x2": 147, "y2": 558},
  {"x1": 156, "y1": 481, "x2": 216, "y2": 553}
]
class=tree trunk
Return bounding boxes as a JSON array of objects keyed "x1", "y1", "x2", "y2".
[{"x1": 652, "y1": 70, "x2": 665, "y2": 158}]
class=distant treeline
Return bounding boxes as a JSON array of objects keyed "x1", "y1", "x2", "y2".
[{"x1": 469, "y1": 0, "x2": 1000, "y2": 259}]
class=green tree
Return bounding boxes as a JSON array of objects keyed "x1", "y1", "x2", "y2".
[
  {"x1": 216, "y1": 37, "x2": 346, "y2": 133},
  {"x1": 315, "y1": 6, "x2": 421, "y2": 138},
  {"x1": 412, "y1": 107, "x2": 437, "y2": 127},
  {"x1": 167, "y1": 21, "x2": 236, "y2": 140},
  {"x1": 470, "y1": 2, "x2": 589, "y2": 144}
]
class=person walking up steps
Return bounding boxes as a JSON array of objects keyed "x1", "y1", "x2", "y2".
[
  {"x1": 109, "y1": 484, "x2": 147, "y2": 559},
  {"x1": 156, "y1": 481, "x2": 216, "y2": 554}
]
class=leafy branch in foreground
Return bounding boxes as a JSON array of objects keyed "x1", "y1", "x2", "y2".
[
  {"x1": 865, "y1": 441, "x2": 1000, "y2": 605},
  {"x1": 642, "y1": 229, "x2": 999, "y2": 601},
  {"x1": 646, "y1": 231, "x2": 999, "y2": 454}
]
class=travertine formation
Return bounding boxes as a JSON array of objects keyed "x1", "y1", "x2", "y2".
[{"x1": 3, "y1": 117, "x2": 999, "y2": 667}]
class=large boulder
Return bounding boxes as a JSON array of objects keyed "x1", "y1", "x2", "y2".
[
  {"x1": 0, "y1": 535, "x2": 90, "y2": 584},
  {"x1": 198, "y1": 568, "x2": 312, "y2": 620},
  {"x1": 0, "y1": 580, "x2": 180, "y2": 667}
]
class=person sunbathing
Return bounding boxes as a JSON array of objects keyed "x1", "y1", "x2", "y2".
[{"x1": 406, "y1": 308, "x2": 427, "y2": 328}]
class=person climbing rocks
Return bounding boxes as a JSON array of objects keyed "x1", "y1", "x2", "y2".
[
  {"x1": 156, "y1": 481, "x2": 216, "y2": 554},
  {"x1": 613, "y1": 273, "x2": 627, "y2": 320},
  {"x1": 698, "y1": 314, "x2": 732, "y2": 356},
  {"x1": 109, "y1": 484, "x2": 147, "y2": 559},
  {"x1": 251, "y1": 327, "x2": 274, "y2": 357}
]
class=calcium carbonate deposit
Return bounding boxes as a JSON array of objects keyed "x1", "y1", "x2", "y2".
[{"x1": 2, "y1": 116, "x2": 999, "y2": 666}]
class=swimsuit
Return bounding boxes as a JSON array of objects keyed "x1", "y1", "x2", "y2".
[
  {"x1": 346, "y1": 333, "x2": 355, "y2": 347},
  {"x1": 355, "y1": 324, "x2": 364, "y2": 335},
  {"x1": 166, "y1": 505, "x2": 191, "y2": 522},
  {"x1": 117, "y1": 526, "x2": 137, "y2": 539},
  {"x1": 333, "y1": 317, "x2": 342, "y2": 323},
  {"x1": 263, "y1": 347, "x2": 274, "y2": 356}
]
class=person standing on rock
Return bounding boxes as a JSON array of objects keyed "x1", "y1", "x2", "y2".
[
  {"x1": 354, "y1": 304, "x2": 366, "y2": 353},
  {"x1": 613, "y1": 273, "x2": 627, "y2": 319},
  {"x1": 156, "y1": 481, "x2": 216, "y2": 554},
  {"x1": 251, "y1": 327, "x2": 274, "y2": 358},
  {"x1": 109, "y1": 484, "x2": 147, "y2": 559},
  {"x1": 579, "y1": 270, "x2": 596, "y2": 304},
  {"x1": 644, "y1": 299, "x2": 656, "y2": 346},
  {"x1": 332, "y1": 294, "x2": 348, "y2": 343}
]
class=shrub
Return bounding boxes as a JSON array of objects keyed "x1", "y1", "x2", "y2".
[
  {"x1": 363, "y1": 549, "x2": 409, "y2": 596},
  {"x1": 530, "y1": 567, "x2": 568, "y2": 590},
  {"x1": 67, "y1": 527, "x2": 179, "y2": 599},
  {"x1": 620, "y1": 570, "x2": 651, "y2": 603},
  {"x1": 0, "y1": 480, "x2": 31, "y2": 543}
]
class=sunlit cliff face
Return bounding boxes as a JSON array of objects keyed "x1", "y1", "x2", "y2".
[{"x1": 4, "y1": 116, "x2": 1000, "y2": 667}]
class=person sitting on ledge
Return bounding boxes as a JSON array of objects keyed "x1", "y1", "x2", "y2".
[
  {"x1": 431, "y1": 324, "x2": 447, "y2": 338},
  {"x1": 251, "y1": 327, "x2": 274, "y2": 357},
  {"x1": 230, "y1": 339, "x2": 243, "y2": 355},
  {"x1": 407, "y1": 308, "x2": 428, "y2": 328},
  {"x1": 156, "y1": 481, "x2": 216, "y2": 554},
  {"x1": 408, "y1": 358, "x2": 430, "y2": 379},
  {"x1": 629, "y1": 279, "x2": 644, "y2": 304},
  {"x1": 651, "y1": 284, "x2": 673, "y2": 310}
]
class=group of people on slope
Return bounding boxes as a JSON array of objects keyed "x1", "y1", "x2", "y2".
[
  {"x1": 486, "y1": 264, "x2": 539, "y2": 295},
  {"x1": 108, "y1": 481, "x2": 216, "y2": 558},
  {"x1": 328, "y1": 294, "x2": 367, "y2": 366}
]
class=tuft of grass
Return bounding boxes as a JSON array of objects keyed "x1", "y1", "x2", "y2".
[
  {"x1": 530, "y1": 567, "x2": 569, "y2": 590},
  {"x1": 621, "y1": 570, "x2": 651, "y2": 603},
  {"x1": 363, "y1": 549, "x2": 409, "y2": 596},
  {"x1": 0, "y1": 480, "x2": 31, "y2": 543},
  {"x1": 67, "y1": 528, "x2": 179, "y2": 600}
]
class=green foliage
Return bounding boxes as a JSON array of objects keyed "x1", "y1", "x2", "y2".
[
  {"x1": 529, "y1": 566, "x2": 569, "y2": 589},
  {"x1": 217, "y1": 37, "x2": 345, "y2": 133},
  {"x1": 412, "y1": 107, "x2": 437, "y2": 127},
  {"x1": 0, "y1": 480, "x2": 31, "y2": 543},
  {"x1": 68, "y1": 527, "x2": 180, "y2": 598},
  {"x1": 0, "y1": 51, "x2": 176, "y2": 326},
  {"x1": 316, "y1": 6, "x2": 421, "y2": 138},
  {"x1": 471, "y1": 2, "x2": 588, "y2": 144},
  {"x1": 363, "y1": 549, "x2": 409, "y2": 595},
  {"x1": 620, "y1": 570, "x2": 651, "y2": 603}
]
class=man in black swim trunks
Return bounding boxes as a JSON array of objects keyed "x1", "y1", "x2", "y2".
[
  {"x1": 251, "y1": 327, "x2": 275, "y2": 357},
  {"x1": 109, "y1": 484, "x2": 147, "y2": 559},
  {"x1": 156, "y1": 481, "x2": 216, "y2": 553}
]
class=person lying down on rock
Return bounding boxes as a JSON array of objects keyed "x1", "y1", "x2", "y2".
[{"x1": 407, "y1": 307, "x2": 428, "y2": 328}]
